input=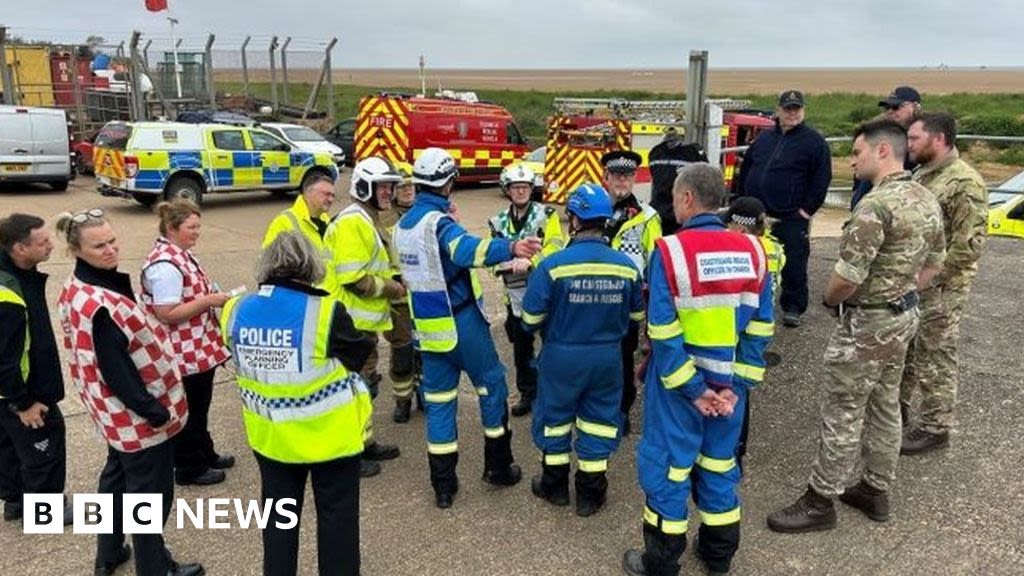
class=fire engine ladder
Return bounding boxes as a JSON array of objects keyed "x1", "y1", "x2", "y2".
[{"x1": 552, "y1": 98, "x2": 751, "y2": 119}]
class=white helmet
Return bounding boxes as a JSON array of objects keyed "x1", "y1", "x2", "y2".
[
  {"x1": 412, "y1": 147, "x2": 459, "y2": 188},
  {"x1": 350, "y1": 156, "x2": 402, "y2": 203},
  {"x1": 499, "y1": 164, "x2": 535, "y2": 194}
]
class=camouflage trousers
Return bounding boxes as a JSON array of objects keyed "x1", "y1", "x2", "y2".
[
  {"x1": 809, "y1": 307, "x2": 919, "y2": 497},
  {"x1": 899, "y1": 285, "x2": 970, "y2": 434},
  {"x1": 361, "y1": 299, "x2": 418, "y2": 401}
]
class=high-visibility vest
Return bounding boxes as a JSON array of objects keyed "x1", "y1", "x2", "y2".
[
  {"x1": 488, "y1": 202, "x2": 565, "y2": 317},
  {"x1": 393, "y1": 211, "x2": 485, "y2": 353},
  {"x1": 758, "y1": 231, "x2": 785, "y2": 295},
  {"x1": 262, "y1": 195, "x2": 335, "y2": 292},
  {"x1": 323, "y1": 204, "x2": 394, "y2": 332},
  {"x1": 0, "y1": 282, "x2": 29, "y2": 386},
  {"x1": 58, "y1": 275, "x2": 188, "y2": 452},
  {"x1": 221, "y1": 284, "x2": 372, "y2": 464},
  {"x1": 656, "y1": 229, "x2": 767, "y2": 387},
  {"x1": 140, "y1": 237, "x2": 231, "y2": 376},
  {"x1": 611, "y1": 203, "x2": 662, "y2": 278}
]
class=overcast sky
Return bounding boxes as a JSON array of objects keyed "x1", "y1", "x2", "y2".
[{"x1": 5, "y1": 0, "x2": 1022, "y2": 68}]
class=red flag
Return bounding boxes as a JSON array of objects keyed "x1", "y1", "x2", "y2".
[{"x1": 145, "y1": 0, "x2": 168, "y2": 12}]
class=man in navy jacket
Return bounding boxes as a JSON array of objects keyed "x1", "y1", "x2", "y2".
[{"x1": 736, "y1": 90, "x2": 832, "y2": 328}]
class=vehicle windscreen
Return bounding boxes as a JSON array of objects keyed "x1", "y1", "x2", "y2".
[
  {"x1": 527, "y1": 147, "x2": 546, "y2": 162},
  {"x1": 95, "y1": 124, "x2": 132, "y2": 150},
  {"x1": 283, "y1": 127, "x2": 324, "y2": 142}
]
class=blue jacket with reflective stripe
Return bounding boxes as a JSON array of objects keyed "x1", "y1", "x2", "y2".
[
  {"x1": 521, "y1": 237, "x2": 643, "y2": 346},
  {"x1": 398, "y1": 192, "x2": 514, "y2": 311},
  {"x1": 645, "y1": 214, "x2": 774, "y2": 402}
]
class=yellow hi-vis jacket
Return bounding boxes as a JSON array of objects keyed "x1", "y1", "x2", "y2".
[
  {"x1": 0, "y1": 284, "x2": 29, "y2": 385},
  {"x1": 262, "y1": 195, "x2": 335, "y2": 291},
  {"x1": 221, "y1": 284, "x2": 372, "y2": 463},
  {"x1": 323, "y1": 203, "x2": 394, "y2": 332},
  {"x1": 611, "y1": 201, "x2": 663, "y2": 280}
]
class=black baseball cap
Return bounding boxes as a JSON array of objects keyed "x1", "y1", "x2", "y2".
[
  {"x1": 778, "y1": 89, "x2": 805, "y2": 108},
  {"x1": 879, "y1": 86, "x2": 922, "y2": 108},
  {"x1": 601, "y1": 150, "x2": 643, "y2": 173}
]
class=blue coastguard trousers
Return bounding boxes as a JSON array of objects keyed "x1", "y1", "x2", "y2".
[
  {"x1": 532, "y1": 342, "x2": 622, "y2": 468},
  {"x1": 421, "y1": 305, "x2": 510, "y2": 455},
  {"x1": 638, "y1": 385, "x2": 747, "y2": 540}
]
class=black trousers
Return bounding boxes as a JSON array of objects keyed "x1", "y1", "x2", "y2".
[
  {"x1": 620, "y1": 322, "x2": 640, "y2": 414},
  {"x1": 504, "y1": 305, "x2": 537, "y2": 402},
  {"x1": 255, "y1": 451, "x2": 361, "y2": 576},
  {"x1": 96, "y1": 441, "x2": 175, "y2": 576},
  {"x1": 772, "y1": 218, "x2": 811, "y2": 315},
  {"x1": 173, "y1": 368, "x2": 217, "y2": 478},
  {"x1": 0, "y1": 402, "x2": 66, "y2": 502}
]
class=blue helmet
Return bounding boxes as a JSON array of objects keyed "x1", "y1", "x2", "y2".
[{"x1": 566, "y1": 183, "x2": 613, "y2": 220}]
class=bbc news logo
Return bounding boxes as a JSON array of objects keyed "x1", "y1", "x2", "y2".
[{"x1": 24, "y1": 494, "x2": 299, "y2": 534}]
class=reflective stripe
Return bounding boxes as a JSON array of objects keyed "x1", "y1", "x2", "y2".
[
  {"x1": 543, "y1": 422, "x2": 573, "y2": 437},
  {"x1": 662, "y1": 358, "x2": 697, "y2": 389},
  {"x1": 549, "y1": 263, "x2": 639, "y2": 281},
  {"x1": 484, "y1": 426, "x2": 505, "y2": 438},
  {"x1": 696, "y1": 454, "x2": 736, "y2": 473},
  {"x1": 692, "y1": 354, "x2": 733, "y2": 374},
  {"x1": 578, "y1": 459, "x2": 608, "y2": 473},
  {"x1": 734, "y1": 362, "x2": 765, "y2": 382},
  {"x1": 745, "y1": 320, "x2": 774, "y2": 337},
  {"x1": 700, "y1": 507, "x2": 741, "y2": 526},
  {"x1": 576, "y1": 417, "x2": 617, "y2": 439},
  {"x1": 543, "y1": 452, "x2": 571, "y2": 465},
  {"x1": 629, "y1": 310, "x2": 645, "y2": 322},
  {"x1": 0, "y1": 286, "x2": 28, "y2": 383},
  {"x1": 238, "y1": 374, "x2": 362, "y2": 423},
  {"x1": 335, "y1": 261, "x2": 367, "y2": 274},
  {"x1": 473, "y1": 238, "x2": 490, "y2": 267},
  {"x1": 345, "y1": 306, "x2": 391, "y2": 325},
  {"x1": 648, "y1": 321, "x2": 683, "y2": 341},
  {"x1": 667, "y1": 466, "x2": 691, "y2": 482},
  {"x1": 678, "y1": 307, "x2": 737, "y2": 347},
  {"x1": 424, "y1": 388, "x2": 458, "y2": 403},
  {"x1": 644, "y1": 506, "x2": 687, "y2": 535},
  {"x1": 475, "y1": 387, "x2": 489, "y2": 397},
  {"x1": 428, "y1": 441, "x2": 458, "y2": 455},
  {"x1": 522, "y1": 310, "x2": 546, "y2": 325}
]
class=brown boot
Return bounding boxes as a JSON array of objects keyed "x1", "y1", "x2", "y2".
[
  {"x1": 767, "y1": 486, "x2": 836, "y2": 534},
  {"x1": 900, "y1": 428, "x2": 949, "y2": 455},
  {"x1": 838, "y1": 480, "x2": 889, "y2": 522}
]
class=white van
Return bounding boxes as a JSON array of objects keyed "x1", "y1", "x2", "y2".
[
  {"x1": 0, "y1": 105, "x2": 73, "y2": 190},
  {"x1": 262, "y1": 123, "x2": 346, "y2": 165}
]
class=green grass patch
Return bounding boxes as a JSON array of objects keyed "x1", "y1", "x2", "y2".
[{"x1": 216, "y1": 81, "x2": 1024, "y2": 165}]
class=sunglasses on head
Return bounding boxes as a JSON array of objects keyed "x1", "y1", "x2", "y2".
[{"x1": 71, "y1": 208, "x2": 104, "y2": 223}]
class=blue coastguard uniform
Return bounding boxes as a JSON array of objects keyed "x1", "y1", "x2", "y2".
[
  {"x1": 394, "y1": 189, "x2": 522, "y2": 503},
  {"x1": 521, "y1": 183, "x2": 645, "y2": 515},
  {"x1": 633, "y1": 213, "x2": 774, "y2": 575}
]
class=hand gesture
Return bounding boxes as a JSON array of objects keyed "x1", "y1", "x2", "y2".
[
  {"x1": 693, "y1": 389, "x2": 722, "y2": 417},
  {"x1": 716, "y1": 388, "x2": 739, "y2": 417},
  {"x1": 18, "y1": 402, "x2": 48, "y2": 429},
  {"x1": 510, "y1": 257, "x2": 532, "y2": 275},
  {"x1": 448, "y1": 202, "x2": 461, "y2": 222},
  {"x1": 513, "y1": 236, "x2": 543, "y2": 259}
]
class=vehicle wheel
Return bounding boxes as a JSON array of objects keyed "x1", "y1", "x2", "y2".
[
  {"x1": 132, "y1": 192, "x2": 158, "y2": 207},
  {"x1": 51, "y1": 180, "x2": 69, "y2": 192},
  {"x1": 164, "y1": 176, "x2": 204, "y2": 204}
]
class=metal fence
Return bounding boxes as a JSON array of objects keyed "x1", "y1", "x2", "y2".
[{"x1": 0, "y1": 26, "x2": 338, "y2": 138}]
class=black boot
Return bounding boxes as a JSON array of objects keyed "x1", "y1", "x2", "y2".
[
  {"x1": 363, "y1": 441, "x2": 401, "y2": 461},
  {"x1": 531, "y1": 463, "x2": 569, "y2": 506},
  {"x1": 482, "y1": 418, "x2": 520, "y2": 487},
  {"x1": 624, "y1": 522, "x2": 686, "y2": 576},
  {"x1": 766, "y1": 486, "x2": 836, "y2": 533},
  {"x1": 429, "y1": 452, "x2": 459, "y2": 508},
  {"x1": 511, "y1": 396, "x2": 533, "y2": 417},
  {"x1": 900, "y1": 428, "x2": 950, "y2": 455},
  {"x1": 838, "y1": 479, "x2": 890, "y2": 522},
  {"x1": 393, "y1": 398, "x2": 412, "y2": 423},
  {"x1": 175, "y1": 467, "x2": 226, "y2": 486},
  {"x1": 94, "y1": 544, "x2": 131, "y2": 576},
  {"x1": 359, "y1": 459, "x2": 381, "y2": 478},
  {"x1": 575, "y1": 469, "x2": 608, "y2": 517},
  {"x1": 3, "y1": 499, "x2": 22, "y2": 522},
  {"x1": 696, "y1": 522, "x2": 740, "y2": 575},
  {"x1": 167, "y1": 559, "x2": 205, "y2": 576}
]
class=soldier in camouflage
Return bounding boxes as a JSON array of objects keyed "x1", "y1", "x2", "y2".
[
  {"x1": 899, "y1": 112, "x2": 989, "y2": 454},
  {"x1": 767, "y1": 119, "x2": 945, "y2": 534}
]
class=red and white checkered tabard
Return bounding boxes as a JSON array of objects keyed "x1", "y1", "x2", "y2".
[
  {"x1": 140, "y1": 237, "x2": 230, "y2": 376},
  {"x1": 58, "y1": 275, "x2": 189, "y2": 453}
]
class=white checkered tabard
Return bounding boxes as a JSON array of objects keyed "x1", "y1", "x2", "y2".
[
  {"x1": 58, "y1": 276, "x2": 188, "y2": 453},
  {"x1": 140, "y1": 238, "x2": 230, "y2": 376}
]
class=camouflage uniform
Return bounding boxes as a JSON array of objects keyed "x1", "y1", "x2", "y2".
[
  {"x1": 899, "y1": 149, "x2": 989, "y2": 434},
  {"x1": 809, "y1": 172, "x2": 944, "y2": 497}
]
